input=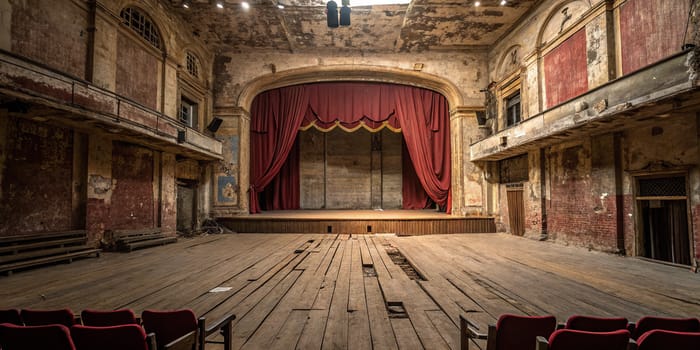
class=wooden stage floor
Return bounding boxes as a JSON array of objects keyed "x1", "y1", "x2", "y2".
[{"x1": 2, "y1": 233, "x2": 699, "y2": 349}]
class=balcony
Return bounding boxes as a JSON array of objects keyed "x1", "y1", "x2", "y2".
[
  {"x1": 0, "y1": 50, "x2": 222, "y2": 160},
  {"x1": 471, "y1": 50, "x2": 700, "y2": 162}
]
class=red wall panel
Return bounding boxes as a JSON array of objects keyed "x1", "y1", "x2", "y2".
[
  {"x1": 116, "y1": 33, "x2": 160, "y2": 110},
  {"x1": 11, "y1": 0, "x2": 88, "y2": 79},
  {"x1": 620, "y1": 0, "x2": 689, "y2": 75},
  {"x1": 544, "y1": 29, "x2": 589, "y2": 109},
  {"x1": 110, "y1": 142, "x2": 154, "y2": 230},
  {"x1": 0, "y1": 118, "x2": 74, "y2": 236}
]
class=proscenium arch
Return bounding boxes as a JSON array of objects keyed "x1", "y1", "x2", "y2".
[
  {"x1": 235, "y1": 64, "x2": 473, "y2": 215},
  {"x1": 236, "y1": 65, "x2": 464, "y2": 113}
]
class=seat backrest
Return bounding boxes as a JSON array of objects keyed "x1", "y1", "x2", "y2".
[
  {"x1": 141, "y1": 309, "x2": 197, "y2": 347},
  {"x1": 0, "y1": 309, "x2": 22, "y2": 325},
  {"x1": 634, "y1": 316, "x2": 700, "y2": 339},
  {"x1": 494, "y1": 314, "x2": 557, "y2": 350},
  {"x1": 80, "y1": 309, "x2": 138, "y2": 327},
  {"x1": 21, "y1": 308, "x2": 75, "y2": 327},
  {"x1": 547, "y1": 329, "x2": 630, "y2": 350},
  {"x1": 637, "y1": 329, "x2": 700, "y2": 350},
  {"x1": 71, "y1": 324, "x2": 150, "y2": 350},
  {"x1": 0, "y1": 322, "x2": 76, "y2": 350},
  {"x1": 565, "y1": 315, "x2": 629, "y2": 332}
]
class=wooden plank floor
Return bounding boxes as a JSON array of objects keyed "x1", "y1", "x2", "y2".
[{"x1": 1, "y1": 233, "x2": 700, "y2": 349}]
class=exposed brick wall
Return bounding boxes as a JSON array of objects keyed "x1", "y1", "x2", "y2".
[
  {"x1": 544, "y1": 28, "x2": 588, "y2": 108},
  {"x1": 620, "y1": 0, "x2": 689, "y2": 75},
  {"x1": 547, "y1": 143, "x2": 620, "y2": 252},
  {"x1": 11, "y1": 0, "x2": 87, "y2": 79},
  {"x1": 0, "y1": 118, "x2": 73, "y2": 236},
  {"x1": 110, "y1": 142, "x2": 154, "y2": 230},
  {"x1": 116, "y1": 32, "x2": 159, "y2": 110}
]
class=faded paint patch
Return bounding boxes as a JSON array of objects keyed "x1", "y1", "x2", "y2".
[
  {"x1": 544, "y1": 28, "x2": 588, "y2": 108},
  {"x1": 88, "y1": 174, "x2": 113, "y2": 195},
  {"x1": 217, "y1": 175, "x2": 238, "y2": 204}
]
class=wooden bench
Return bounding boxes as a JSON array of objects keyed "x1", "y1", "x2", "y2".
[
  {"x1": 0, "y1": 230, "x2": 101, "y2": 275},
  {"x1": 109, "y1": 228, "x2": 177, "y2": 252}
]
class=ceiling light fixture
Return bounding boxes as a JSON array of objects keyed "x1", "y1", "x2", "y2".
[
  {"x1": 277, "y1": 4, "x2": 284, "y2": 8},
  {"x1": 182, "y1": 0, "x2": 191, "y2": 8},
  {"x1": 347, "y1": 0, "x2": 409, "y2": 6},
  {"x1": 474, "y1": 1, "x2": 480, "y2": 6},
  {"x1": 216, "y1": 1, "x2": 224, "y2": 8},
  {"x1": 500, "y1": 0, "x2": 506, "y2": 5},
  {"x1": 241, "y1": 2, "x2": 250, "y2": 9}
]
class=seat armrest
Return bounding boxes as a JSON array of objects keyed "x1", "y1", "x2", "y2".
[
  {"x1": 199, "y1": 313, "x2": 236, "y2": 350},
  {"x1": 459, "y1": 314, "x2": 487, "y2": 339},
  {"x1": 627, "y1": 338, "x2": 638, "y2": 350},
  {"x1": 164, "y1": 330, "x2": 197, "y2": 350},
  {"x1": 535, "y1": 335, "x2": 549, "y2": 350},
  {"x1": 459, "y1": 314, "x2": 489, "y2": 350},
  {"x1": 556, "y1": 322, "x2": 565, "y2": 330},
  {"x1": 146, "y1": 332, "x2": 157, "y2": 350},
  {"x1": 203, "y1": 313, "x2": 236, "y2": 337}
]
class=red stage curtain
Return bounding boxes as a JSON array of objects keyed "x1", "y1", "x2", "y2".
[
  {"x1": 393, "y1": 86, "x2": 451, "y2": 213},
  {"x1": 262, "y1": 138, "x2": 300, "y2": 211},
  {"x1": 250, "y1": 87, "x2": 309, "y2": 213},
  {"x1": 402, "y1": 139, "x2": 432, "y2": 209},
  {"x1": 250, "y1": 82, "x2": 451, "y2": 213}
]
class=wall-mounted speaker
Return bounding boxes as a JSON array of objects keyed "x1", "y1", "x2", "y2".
[
  {"x1": 206, "y1": 117, "x2": 223, "y2": 133},
  {"x1": 177, "y1": 130, "x2": 186, "y2": 143}
]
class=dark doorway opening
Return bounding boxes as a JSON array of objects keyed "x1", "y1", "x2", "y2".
[
  {"x1": 177, "y1": 181, "x2": 197, "y2": 235},
  {"x1": 637, "y1": 176, "x2": 691, "y2": 265},
  {"x1": 506, "y1": 183, "x2": 525, "y2": 236}
]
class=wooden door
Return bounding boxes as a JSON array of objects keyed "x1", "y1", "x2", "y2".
[{"x1": 506, "y1": 184, "x2": 525, "y2": 236}]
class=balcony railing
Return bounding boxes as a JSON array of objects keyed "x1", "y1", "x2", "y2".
[
  {"x1": 470, "y1": 50, "x2": 698, "y2": 161},
  {"x1": 0, "y1": 50, "x2": 222, "y2": 159}
]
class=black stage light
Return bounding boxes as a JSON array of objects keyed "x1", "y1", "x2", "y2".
[{"x1": 327, "y1": 0, "x2": 339, "y2": 28}]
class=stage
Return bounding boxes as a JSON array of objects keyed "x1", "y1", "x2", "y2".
[{"x1": 218, "y1": 210, "x2": 496, "y2": 235}]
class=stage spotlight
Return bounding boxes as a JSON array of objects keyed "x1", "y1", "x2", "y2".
[
  {"x1": 241, "y1": 1, "x2": 250, "y2": 9},
  {"x1": 182, "y1": 0, "x2": 191, "y2": 8},
  {"x1": 216, "y1": 1, "x2": 224, "y2": 8},
  {"x1": 500, "y1": 0, "x2": 506, "y2": 5},
  {"x1": 326, "y1": 0, "x2": 339, "y2": 28},
  {"x1": 339, "y1": 0, "x2": 350, "y2": 26},
  {"x1": 474, "y1": 1, "x2": 480, "y2": 6}
]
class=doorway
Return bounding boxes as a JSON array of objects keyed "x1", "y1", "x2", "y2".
[
  {"x1": 506, "y1": 183, "x2": 525, "y2": 236},
  {"x1": 177, "y1": 181, "x2": 197, "y2": 235},
  {"x1": 636, "y1": 175, "x2": 692, "y2": 265}
]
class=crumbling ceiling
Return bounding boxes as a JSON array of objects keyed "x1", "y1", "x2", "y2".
[{"x1": 165, "y1": 0, "x2": 538, "y2": 53}]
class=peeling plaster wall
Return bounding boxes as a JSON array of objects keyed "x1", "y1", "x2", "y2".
[
  {"x1": 624, "y1": 114, "x2": 700, "y2": 261},
  {"x1": 0, "y1": 117, "x2": 74, "y2": 236},
  {"x1": 213, "y1": 51, "x2": 486, "y2": 107},
  {"x1": 546, "y1": 138, "x2": 620, "y2": 252},
  {"x1": 161, "y1": 152, "x2": 177, "y2": 233}
]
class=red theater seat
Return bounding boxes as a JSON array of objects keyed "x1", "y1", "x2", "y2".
[
  {"x1": 460, "y1": 313, "x2": 557, "y2": 350},
  {"x1": 536, "y1": 329, "x2": 631, "y2": 350},
  {"x1": 0, "y1": 322, "x2": 76, "y2": 350},
  {"x1": 80, "y1": 308, "x2": 138, "y2": 327}
]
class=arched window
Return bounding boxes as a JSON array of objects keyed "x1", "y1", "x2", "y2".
[
  {"x1": 120, "y1": 7, "x2": 162, "y2": 50},
  {"x1": 185, "y1": 52, "x2": 200, "y2": 78}
]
